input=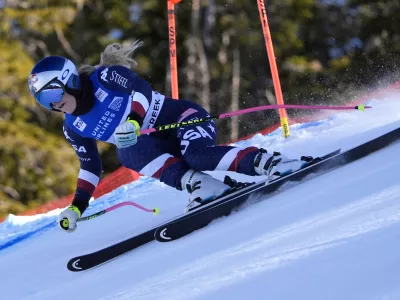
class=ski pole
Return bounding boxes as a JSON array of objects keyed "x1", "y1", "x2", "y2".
[
  {"x1": 140, "y1": 104, "x2": 371, "y2": 135},
  {"x1": 77, "y1": 201, "x2": 160, "y2": 222}
]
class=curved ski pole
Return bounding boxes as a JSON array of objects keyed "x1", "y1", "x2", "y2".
[
  {"x1": 78, "y1": 201, "x2": 160, "y2": 222},
  {"x1": 140, "y1": 104, "x2": 371, "y2": 135}
]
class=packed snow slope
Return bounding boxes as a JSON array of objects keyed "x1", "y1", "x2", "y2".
[{"x1": 1, "y1": 93, "x2": 400, "y2": 300}]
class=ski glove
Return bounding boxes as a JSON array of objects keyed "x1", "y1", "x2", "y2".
[
  {"x1": 114, "y1": 119, "x2": 141, "y2": 149},
  {"x1": 57, "y1": 205, "x2": 81, "y2": 233}
]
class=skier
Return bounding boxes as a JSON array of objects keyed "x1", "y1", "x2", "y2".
[{"x1": 28, "y1": 42, "x2": 312, "y2": 232}]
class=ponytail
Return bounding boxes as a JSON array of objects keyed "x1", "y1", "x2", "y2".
[{"x1": 78, "y1": 40, "x2": 143, "y2": 75}]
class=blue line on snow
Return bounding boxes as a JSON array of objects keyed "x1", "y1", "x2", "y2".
[{"x1": 0, "y1": 221, "x2": 55, "y2": 251}]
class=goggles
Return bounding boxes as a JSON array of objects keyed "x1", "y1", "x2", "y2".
[{"x1": 34, "y1": 79, "x2": 65, "y2": 110}]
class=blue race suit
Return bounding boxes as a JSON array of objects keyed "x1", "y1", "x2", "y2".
[{"x1": 63, "y1": 65, "x2": 260, "y2": 212}]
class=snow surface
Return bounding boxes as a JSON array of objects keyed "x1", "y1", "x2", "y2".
[{"x1": 1, "y1": 93, "x2": 400, "y2": 300}]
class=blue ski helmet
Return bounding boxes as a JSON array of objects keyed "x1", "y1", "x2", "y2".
[{"x1": 28, "y1": 56, "x2": 81, "y2": 110}]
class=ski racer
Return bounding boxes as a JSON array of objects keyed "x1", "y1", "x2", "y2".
[{"x1": 28, "y1": 42, "x2": 312, "y2": 232}]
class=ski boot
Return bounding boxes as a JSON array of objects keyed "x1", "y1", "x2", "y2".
[
  {"x1": 254, "y1": 149, "x2": 313, "y2": 181},
  {"x1": 181, "y1": 170, "x2": 231, "y2": 212}
]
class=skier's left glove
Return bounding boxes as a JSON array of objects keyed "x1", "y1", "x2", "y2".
[
  {"x1": 114, "y1": 119, "x2": 141, "y2": 149},
  {"x1": 57, "y1": 205, "x2": 81, "y2": 233}
]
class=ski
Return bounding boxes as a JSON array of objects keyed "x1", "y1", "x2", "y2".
[
  {"x1": 154, "y1": 126, "x2": 400, "y2": 242},
  {"x1": 154, "y1": 150, "x2": 340, "y2": 242},
  {"x1": 67, "y1": 229, "x2": 156, "y2": 271},
  {"x1": 66, "y1": 153, "x2": 336, "y2": 272},
  {"x1": 67, "y1": 126, "x2": 400, "y2": 271}
]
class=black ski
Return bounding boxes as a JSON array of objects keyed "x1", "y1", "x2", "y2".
[
  {"x1": 154, "y1": 149, "x2": 340, "y2": 242},
  {"x1": 67, "y1": 153, "x2": 336, "y2": 272},
  {"x1": 67, "y1": 229, "x2": 156, "y2": 271},
  {"x1": 68, "y1": 126, "x2": 400, "y2": 271},
  {"x1": 154, "y1": 126, "x2": 400, "y2": 242}
]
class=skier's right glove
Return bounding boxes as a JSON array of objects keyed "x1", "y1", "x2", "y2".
[{"x1": 57, "y1": 205, "x2": 81, "y2": 233}]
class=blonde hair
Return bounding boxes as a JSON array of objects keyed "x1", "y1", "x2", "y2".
[{"x1": 79, "y1": 40, "x2": 143, "y2": 75}]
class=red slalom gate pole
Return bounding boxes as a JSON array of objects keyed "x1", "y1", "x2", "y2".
[
  {"x1": 257, "y1": 0, "x2": 290, "y2": 138},
  {"x1": 168, "y1": 0, "x2": 182, "y2": 99}
]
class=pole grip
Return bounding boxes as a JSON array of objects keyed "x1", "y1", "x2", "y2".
[{"x1": 60, "y1": 218, "x2": 70, "y2": 230}]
